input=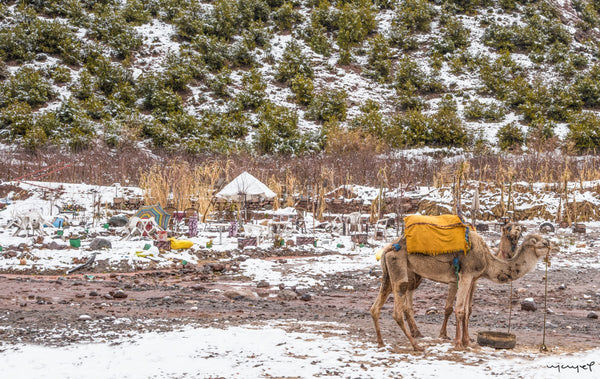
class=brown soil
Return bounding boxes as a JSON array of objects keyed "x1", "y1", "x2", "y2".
[{"x1": 0, "y1": 248, "x2": 598, "y2": 354}]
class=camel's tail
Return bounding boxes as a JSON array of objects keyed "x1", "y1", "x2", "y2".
[{"x1": 377, "y1": 236, "x2": 403, "y2": 289}]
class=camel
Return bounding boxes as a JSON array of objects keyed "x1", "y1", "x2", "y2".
[
  {"x1": 370, "y1": 231, "x2": 558, "y2": 350},
  {"x1": 496, "y1": 223, "x2": 523, "y2": 260},
  {"x1": 435, "y1": 222, "x2": 523, "y2": 338},
  {"x1": 381, "y1": 223, "x2": 524, "y2": 341}
]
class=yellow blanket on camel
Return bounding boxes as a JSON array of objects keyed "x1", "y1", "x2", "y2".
[{"x1": 404, "y1": 214, "x2": 471, "y2": 255}]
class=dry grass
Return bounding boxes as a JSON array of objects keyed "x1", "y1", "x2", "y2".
[
  {"x1": 138, "y1": 159, "x2": 231, "y2": 221},
  {"x1": 5, "y1": 147, "x2": 600, "y2": 207}
]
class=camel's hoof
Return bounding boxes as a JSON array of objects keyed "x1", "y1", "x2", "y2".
[
  {"x1": 439, "y1": 334, "x2": 450, "y2": 340},
  {"x1": 412, "y1": 345, "x2": 424, "y2": 352}
]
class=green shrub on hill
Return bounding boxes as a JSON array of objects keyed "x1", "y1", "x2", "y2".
[
  {"x1": 497, "y1": 122, "x2": 525, "y2": 151},
  {"x1": 87, "y1": 6, "x2": 142, "y2": 58},
  {"x1": 566, "y1": 112, "x2": 600, "y2": 151},
  {"x1": 273, "y1": 2, "x2": 303, "y2": 31},
  {"x1": 236, "y1": 69, "x2": 267, "y2": 110},
  {"x1": 306, "y1": 88, "x2": 348, "y2": 123},
  {"x1": 464, "y1": 99, "x2": 506, "y2": 122},
  {"x1": 336, "y1": 0, "x2": 376, "y2": 64},
  {"x1": 1, "y1": 67, "x2": 56, "y2": 107},
  {"x1": 290, "y1": 74, "x2": 314, "y2": 105},
  {"x1": 574, "y1": 64, "x2": 600, "y2": 108},
  {"x1": 394, "y1": 55, "x2": 444, "y2": 95},
  {"x1": 0, "y1": 102, "x2": 34, "y2": 139},
  {"x1": 365, "y1": 34, "x2": 392, "y2": 83},
  {"x1": 122, "y1": 0, "x2": 152, "y2": 24},
  {"x1": 254, "y1": 102, "x2": 300, "y2": 154},
  {"x1": 351, "y1": 100, "x2": 387, "y2": 139},
  {"x1": 275, "y1": 40, "x2": 314, "y2": 84},
  {"x1": 393, "y1": 0, "x2": 437, "y2": 33},
  {"x1": 0, "y1": 7, "x2": 83, "y2": 64},
  {"x1": 433, "y1": 16, "x2": 470, "y2": 55}
]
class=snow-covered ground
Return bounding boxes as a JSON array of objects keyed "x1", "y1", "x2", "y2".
[
  {"x1": 1, "y1": 180, "x2": 600, "y2": 378},
  {"x1": 1, "y1": 321, "x2": 598, "y2": 378}
]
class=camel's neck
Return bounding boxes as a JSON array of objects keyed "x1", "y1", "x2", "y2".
[
  {"x1": 484, "y1": 244, "x2": 539, "y2": 283},
  {"x1": 497, "y1": 236, "x2": 517, "y2": 257}
]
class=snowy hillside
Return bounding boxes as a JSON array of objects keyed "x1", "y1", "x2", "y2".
[{"x1": 2, "y1": 0, "x2": 600, "y2": 155}]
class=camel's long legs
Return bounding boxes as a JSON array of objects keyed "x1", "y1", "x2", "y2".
[
  {"x1": 391, "y1": 284, "x2": 422, "y2": 351},
  {"x1": 439, "y1": 283, "x2": 457, "y2": 339},
  {"x1": 453, "y1": 275, "x2": 474, "y2": 349},
  {"x1": 370, "y1": 279, "x2": 392, "y2": 347}
]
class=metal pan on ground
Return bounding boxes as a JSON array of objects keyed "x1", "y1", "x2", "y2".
[{"x1": 477, "y1": 331, "x2": 516, "y2": 349}]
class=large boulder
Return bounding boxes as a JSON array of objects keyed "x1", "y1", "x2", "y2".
[
  {"x1": 108, "y1": 215, "x2": 128, "y2": 227},
  {"x1": 521, "y1": 298, "x2": 537, "y2": 312},
  {"x1": 89, "y1": 238, "x2": 112, "y2": 250}
]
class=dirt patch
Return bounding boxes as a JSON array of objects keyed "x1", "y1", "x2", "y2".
[{"x1": 0, "y1": 251, "x2": 598, "y2": 356}]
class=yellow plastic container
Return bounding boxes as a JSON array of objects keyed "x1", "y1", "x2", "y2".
[{"x1": 169, "y1": 238, "x2": 194, "y2": 250}]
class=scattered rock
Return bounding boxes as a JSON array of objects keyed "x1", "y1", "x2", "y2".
[
  {"x1": 108, "y1": 215, "x2": 128, "y2": 227},
  {"x1": 89, "y1": 238, "x2": 112, "y2": 250},
  {"x1": 369, "y1": 268, "x2": 381, "y2": 277},
  {"x1": 257, "y1": 280, "x2": 270, "y2": 288},
  {"x1": 426, "y1": 307, "x2": 437, "y2": 315},
  {"x1": 588, "y1": 312, "x2": 598, "y2": 319},
  {"x1": 47, "y1": 241, "x2": 67, "y2": 250},
  {"x1": 278, "y1": 283, "x2": 285, "y2": 290},
  {"x1": 278, "y1": 289, "x2": 298, "y2": 301},
  {"x1": 75, "y1": 293, "x2": 85, "y2": 298},
  {"x1": 300, "y1": 293, "x2": 312, "y2": 301},
  {"x1": 209, "y1": 263, "x2": 226, "y2": 272},
  {"x1": 89, "y1": 291, "x2": 99, "y2": 297},
  {"x1": 3, "y1": 250, "x2": 17, "y2": 258},
  {"x1": 521, "y1": 298, "x2": 537, "y2": 311},
  {"x1": 79, "y1": 314, "x2": 92, "y2": 321},
  {"x1": 111, "y1": 290, "x2": 128, "y2": 299},
  {"x1": 191, "y1": 284, "x2": 205, "y2": 291},
  {"x1": 103, "y1": 293, "x2": 113, "y2": 300},
  {"x1": 558, "y1": 283, "x2": 567, "y2": 290},
  {"x1": 223, "y1": 289, "x2": 258, "y2": 301}
]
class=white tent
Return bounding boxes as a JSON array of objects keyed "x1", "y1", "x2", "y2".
[{"x1": 215, "y1": 171, "x2": 275, "y2": 202}]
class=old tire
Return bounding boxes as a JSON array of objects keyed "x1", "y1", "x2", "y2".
[
  {"x1": 477, "y1": 331, "x2": 516, "y2": 349},
  {"x1": 539, "y1": 222, "x2": 555, "y2": 233}
]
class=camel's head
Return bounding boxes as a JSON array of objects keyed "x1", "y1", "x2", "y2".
[
  {"x1": 520, "y1": 234, "x2": 559, "y2": 259},
  {"x1": 502, "y1": 223, "x2": 523, "y2": 244}
]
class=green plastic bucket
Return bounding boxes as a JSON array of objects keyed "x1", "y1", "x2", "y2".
[{"x1": 69, "y1": 238, "x2": 81, "y2": 248}]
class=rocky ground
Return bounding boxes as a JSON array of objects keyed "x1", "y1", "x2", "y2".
[{"x1": 0, "y1": 243, "x2": 598, "y2": 357}]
